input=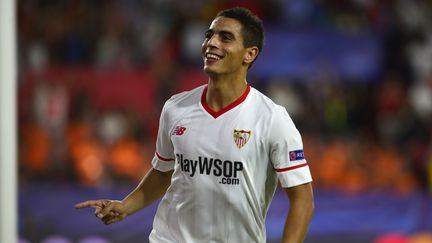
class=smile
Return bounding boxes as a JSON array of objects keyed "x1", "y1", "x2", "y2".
[{"x1": 205, "y1": 52, "x2": 223, "y2": 61}]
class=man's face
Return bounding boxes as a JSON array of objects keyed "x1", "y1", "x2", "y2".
[{"x1": 201, "y1": 17, "x2": 249, "y2": 75}]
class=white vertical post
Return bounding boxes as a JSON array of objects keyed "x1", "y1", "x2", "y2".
[{"x1": 0, "y1": 0, "x2": 18, "y2": 242}]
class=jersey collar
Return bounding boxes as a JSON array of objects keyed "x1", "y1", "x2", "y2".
[{"x1": 201, "y1": 84, "x2": 251, "y2": 119}]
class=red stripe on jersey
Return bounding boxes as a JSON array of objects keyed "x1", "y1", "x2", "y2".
[
  {"x1": 155, "y1": 152, "x2": 175, "y2": 162},
  {"x1": 201, "y1": 84, "x2": 251, "y2": 118},
  {"x1": 275, "y1": 163, "x2": 308, "y2": 172}
]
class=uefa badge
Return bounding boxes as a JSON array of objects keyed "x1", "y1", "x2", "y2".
[{"x1": 233, "y1": 129, "x2": 251, "y2": 149}]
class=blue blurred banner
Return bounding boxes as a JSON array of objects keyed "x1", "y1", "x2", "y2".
[
  {"x1": 251, "y1": 29, "x2": 383, "y2": 82},
  {"x1": 19, "y1": 183, "x2": 432, "y2": 243}
]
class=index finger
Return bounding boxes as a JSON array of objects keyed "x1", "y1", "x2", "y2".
[{"x1": 74, "y1": 200, "x2": 104, "y2": 209}]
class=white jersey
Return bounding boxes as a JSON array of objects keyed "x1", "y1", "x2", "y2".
[{"x1": 149, "y1": 85, "x2": 312, "y2": 243}]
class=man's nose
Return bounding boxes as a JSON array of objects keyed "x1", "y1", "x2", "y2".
[{"x1": 206, "y1": 34, "x2": 219, "y2": 48}]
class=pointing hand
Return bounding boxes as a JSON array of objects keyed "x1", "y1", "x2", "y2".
[{"x1": 75, "y1": 199, "x2": 128, "y2": 225}]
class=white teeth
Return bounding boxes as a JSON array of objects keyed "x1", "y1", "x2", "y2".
[{"x1": 206, "y1": 53, "x2": 221, "y2": 60}]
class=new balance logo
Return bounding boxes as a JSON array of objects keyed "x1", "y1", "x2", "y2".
[{"x1": 172, "y1": 126, "x2": 186, "y2": 136}]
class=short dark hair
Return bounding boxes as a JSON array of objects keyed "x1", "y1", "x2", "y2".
[{"x1": 216, "y1": 7, "x2": 264, "y2": 68}]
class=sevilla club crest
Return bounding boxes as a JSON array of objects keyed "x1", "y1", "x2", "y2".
[{"x1": 233, "y1": 129, "x2": 251, "y2": 149}]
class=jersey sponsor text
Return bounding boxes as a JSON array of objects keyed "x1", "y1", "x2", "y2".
[{"x1": 176, "y1": 153, "x2": 243, "y2": 185}]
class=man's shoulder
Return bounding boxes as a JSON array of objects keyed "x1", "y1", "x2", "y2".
[
  {"x1": 250, "y1": 87, "x2": 285, "y2": 114},
  {"x1": 164, "y1": 85, "x2": 206, "y2": 109},
  {"x1": 250, "y1": 88, "x2": 299, "y2": 137},
  {"x1": 166, "y1": 85, "x2": 205, "y2": 104}
]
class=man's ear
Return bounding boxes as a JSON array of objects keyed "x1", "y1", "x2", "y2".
[{"x1": 244, "y1": 47, "x2": 259, "y2": 65}]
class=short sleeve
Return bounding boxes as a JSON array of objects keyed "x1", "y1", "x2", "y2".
[
  {"x1": 151, "y1": 103, "x2": 175, "y2": 172},
  {"x1": 269, "y1": 107, "x2": 312, "y2": 188}
]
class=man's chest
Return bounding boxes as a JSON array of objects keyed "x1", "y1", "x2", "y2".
[
  {"x1": 168, "y1": 112, "x2": 272, "y2": 188},
  {"x1": 169, "y1": 112, "x2": 268, "y2": 158}
]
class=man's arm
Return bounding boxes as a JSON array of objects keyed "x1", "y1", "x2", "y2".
[
  {"x1": 122, "y1": 168, "x2": 173, "y2": 214},
  {"x1": 75, "y1": 168, "x2": 173, "y2": 225},
  {"x1": 282, "y1": 182, "x2": 314, "y2": 243}
]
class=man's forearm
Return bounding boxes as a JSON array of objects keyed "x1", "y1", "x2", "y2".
[
  {"x1": 121, "y1": 168, "x2": 173, "y2": 215},
  {"x1": 282, "y1": 183, "x2": 314, "y2": 243}
]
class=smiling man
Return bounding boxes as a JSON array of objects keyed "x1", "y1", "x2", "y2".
[{"x1": 75, "y1": 7, "x2": 314, "y2": 243}]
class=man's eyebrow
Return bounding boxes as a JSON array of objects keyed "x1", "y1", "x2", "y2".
[
  {"x1": 219, "y1": 30, "x2": 235, "y2": 39},
  {"x1": 205, "y1": 29, "x2": 235, "y2": 39}
]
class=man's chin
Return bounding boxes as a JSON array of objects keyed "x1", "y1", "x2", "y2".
[{"x1": 203, "y1": 66, "x2": 218, "y2": 75}]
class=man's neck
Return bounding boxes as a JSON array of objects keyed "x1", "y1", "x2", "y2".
[{"x1": 205, "y1": 73, "x2": 248, "y2": 113}]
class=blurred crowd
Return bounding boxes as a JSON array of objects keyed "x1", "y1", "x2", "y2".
[{"x1": 17, "y1": 0, "x2": 432, "y2": 194}]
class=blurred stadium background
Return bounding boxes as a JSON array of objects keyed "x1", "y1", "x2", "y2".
[{"x1": 17, "y1": 0, "x2": 432, "y2": 242}]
